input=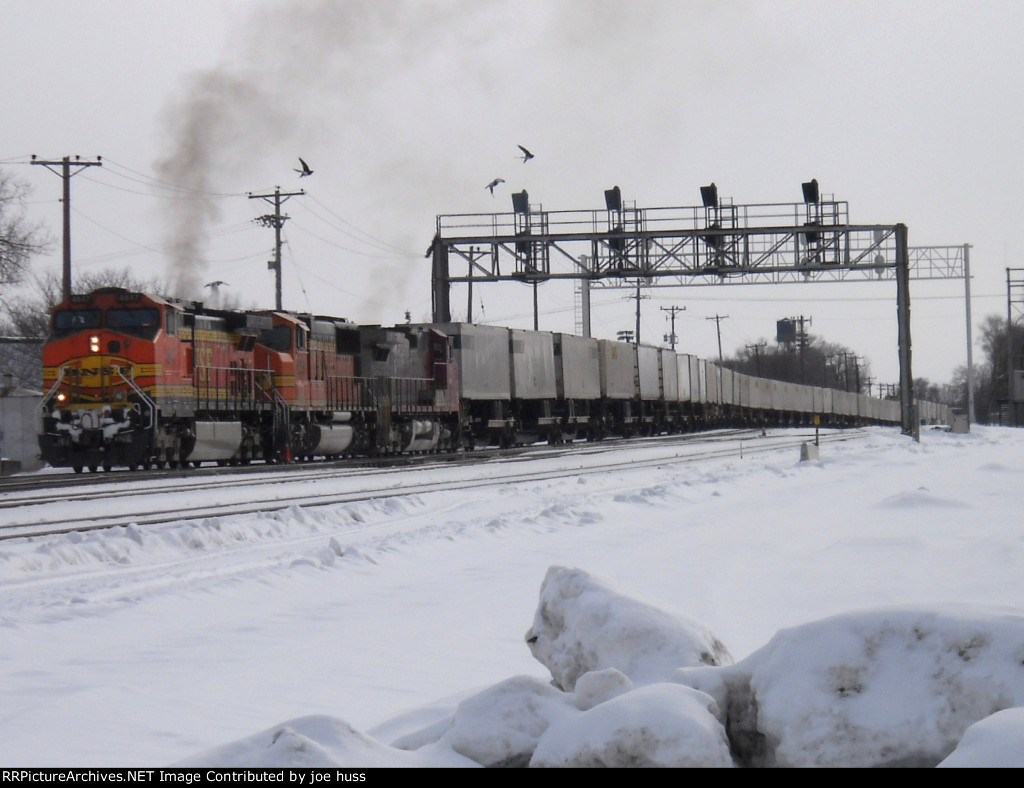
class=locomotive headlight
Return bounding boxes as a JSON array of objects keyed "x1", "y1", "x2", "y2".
[
  {"x1": 56, "y1": 393, "x2": 67, "y2": 402},
  {"x1": 89, "y1": 335, "x2": 101, "y2": 353}
]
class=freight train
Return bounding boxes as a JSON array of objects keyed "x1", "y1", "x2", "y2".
[{"x1": 38, "y1": 288, "x2": 951, "y2": 472}]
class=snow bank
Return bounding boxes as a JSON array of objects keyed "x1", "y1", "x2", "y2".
[
  {"x1": 178, "y1": 566, "x2": 1024, "y2": 767},
  {"x1": 938, "y1": 707, "x2": 1024, "y2": 768},
  {"x1": 173, "y1": 715, "x2": 478, "y2": 768},
  {"x1": 716, "y1": 606, "x2": 1024, "y2": 767},
  {"x1": 529, "y1": 682, "x2": 734, "y2": 767},
  {"x1": 524, "y1": 565, "x2": 734, "y2": 691}
]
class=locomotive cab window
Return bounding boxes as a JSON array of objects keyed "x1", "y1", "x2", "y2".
[
  {"x1": 107, "y1": 307, "x2": 161, "y2": 339},
  {"x1": 259, "y1": 325, "x2": 292, "y2": 353},
  {"x1": 52, "y1": 309, "x2": 101, "y2": 337}
]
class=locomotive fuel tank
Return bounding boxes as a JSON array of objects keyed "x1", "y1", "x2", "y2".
[
  {"x1": 189, "y1": 421, "x2": 244, "y2": 462},
  {"x1": 309, "y1": 423, "x2": 355, "y2": 456}
]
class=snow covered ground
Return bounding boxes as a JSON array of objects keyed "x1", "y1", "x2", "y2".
[{"x1": 1, "y1": 425, "x2": 1022, "y2": 767}]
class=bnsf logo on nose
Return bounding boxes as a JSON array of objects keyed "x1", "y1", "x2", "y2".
[
  {"x1": 64, "y1": 358, "x2": 130, "y2": 378},
  {"x1": 66, "y1": 367, "x2": 122, "y2": 378}
]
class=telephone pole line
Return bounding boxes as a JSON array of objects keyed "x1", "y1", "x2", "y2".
[
  {"x1": 31, "y1": 155, "x2": 103, "y2": 301},
  {"x1": 249, "y1": 186, "x2": 304, "y2": 310},
  {"x1": 796, "y1": 315, "x2": 811, "y2": 384},
  {"x1": 661, "y1": 305, "x2": 685, "y2": 350},
  {"x1": 746, "y1": 341, "x2": 766, "y2": 376},
  {"x1": 625, "y1": 280, "x2": 650, "y2": 344},
  {"x1": 706, "y1": 314, "x2": 728, "y2": 364}
]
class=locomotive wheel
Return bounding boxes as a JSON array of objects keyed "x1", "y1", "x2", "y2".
[
  {"x1": 102, "y1": 461, "x2": 112, "y2": 472},
  {"x1": 73, "y1": 465, "x2": 83, "y2": 474},
  {"x1": 88, "y1": 464, "x2": 98, "y2": 473}
]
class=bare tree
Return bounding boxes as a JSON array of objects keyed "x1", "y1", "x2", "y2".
[
  {"x1": 0, "y1": 168, "x2": 51, "y2": 290},
  {"x1": 725, "y1": 334, "x2": 871, "y2": 392}
]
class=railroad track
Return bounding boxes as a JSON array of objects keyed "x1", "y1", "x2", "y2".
[{"x1": 0, "y1": 428, "x2": 865, "y2": 542}]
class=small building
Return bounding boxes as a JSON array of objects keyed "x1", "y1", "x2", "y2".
[{"x1": 0, "y1": 384, "x2": 43, "y2": 474}]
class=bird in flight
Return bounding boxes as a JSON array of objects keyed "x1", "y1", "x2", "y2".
[
  {"x1": 294, "y1": 157, "x2": 313, "y2": 177},
  {"x1": 204, "y1": 280, "x2": 228, "y2": 288},
  {"x1": 517, "y1": 145, "x2": 534, "y2": 162},
  {"x1": 486, "y1": 178, "x2": 505, "y2": 195}
]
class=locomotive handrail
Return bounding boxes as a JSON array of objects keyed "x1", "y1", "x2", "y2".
[
  {"x1": 40, "y1": 365, "x2": 68, "y2": 410},
  {"x1": 194, "y1": 363, "x2": 275, "y2": 412},
  {"x1": 323, "y1": 375, "x2": 436, "y2": 413},
  {"x1": 253, "y1": 368, "x2": 277, "y2": 406},
  {"x1": 113, "y1": 365, "x2": 156, "y2": 431}
]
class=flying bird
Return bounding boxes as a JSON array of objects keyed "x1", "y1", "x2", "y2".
[
  {"x1": 294, "y1": 157, "x2": 313, "y2": 177},
  {"x1": 486, "y1": 177, "x2": 505, "y2": 195},
  {"x1": 517, "y1": 145, "x2": 534, "y2": 163},
  {"x1": 204, "y1": 280, "x2": 228, "y2": 289}
]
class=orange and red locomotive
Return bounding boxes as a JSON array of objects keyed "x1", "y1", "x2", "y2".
[{"x1": 39, "y1": 288, "x2": 461, "y2": 471}]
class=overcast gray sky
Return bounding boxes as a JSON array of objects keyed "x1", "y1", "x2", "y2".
[{"x1": 4, "y1": 0, "x2": 1023, "y2": 386}]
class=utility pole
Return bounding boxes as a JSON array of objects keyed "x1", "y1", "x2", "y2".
[
  {"x1": 1009, "y1": 269, "x2": 1014, "y2": 425},
  {"x1": 31, "y1": 155, "x2": 103, "y2": 301},
  {"x1": 625, "y1": 280, "x2": 649, "y2": 344},
  {"x1": 706, "y1": 314, "x2": 728, "y2": 364},
  {"x1": 249, "y1": 186, "x2": 304, "y2": 310},
  {"x1": 746, "y1": 341, "x2": 766, "y2": 376},
  {"x1": 840, "y1": 352, "x2": 862, "y2": 393},
  {"x1": 792, "y1": 315, "x2": 811, "y2": 384},
  {"x1": 661, "y1": 305, "x2": 685, "y2": 350}
]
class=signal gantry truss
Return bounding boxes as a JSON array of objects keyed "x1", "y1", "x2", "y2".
[{"x1": 430, "y1": 189, "x2": 972, "y2": 436}]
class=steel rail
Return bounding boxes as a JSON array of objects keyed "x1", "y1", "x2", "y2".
[{"x1": 0, "y1": 429, "x2": 865, "y2": 543}]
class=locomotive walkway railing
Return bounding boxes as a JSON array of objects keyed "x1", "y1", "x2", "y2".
[
  {"x1": 325, "y1": 375, "x2": 436, "y2": 413},
  {"x1": 194, "y1": 364, "x2": 275, "y2": 413}
]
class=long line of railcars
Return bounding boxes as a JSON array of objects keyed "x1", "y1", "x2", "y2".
[{"x1": 37, "y1": 288, "x2": 951, "y2": 472}]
